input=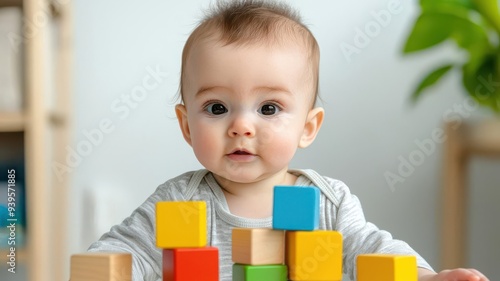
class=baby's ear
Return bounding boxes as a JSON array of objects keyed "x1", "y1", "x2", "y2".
[
  {"x1": 299, "y1": 107, "x2": 324, "y2": 148},
  {"x1": 175, "y1": 104, "x2": 192, "y2": 146}
]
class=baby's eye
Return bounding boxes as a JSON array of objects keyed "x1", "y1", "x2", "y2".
[
  {"x1": 258, "y1": 103, "x2": 281, "y2": 116},
  {"x1": 206, "y1": 103, "x2": 228, "y2": 115}
]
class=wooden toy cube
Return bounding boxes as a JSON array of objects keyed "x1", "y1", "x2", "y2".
[
  {"x1": 70, "y1": 252, "x2": 132, "y2": 281},
  {"x1": 357, "y1": 254, "x2": 417, "y2": 281},
  {"x1": 163, "y1": 247, "x2": 219, "y2": 281},
  {"x1": 233, "y1": 264, "x2": 288, "y2": 281},
  {"x1": 156, "y1": 201, "x2": 207, "y2": 248},
  {"x1": 272, "y1": 186, "x2": 320, "y2": 231},
  {"x1": 286, "y1": 231, "x2": 343, "y2": 281},
  {"x1": 232, "y1": 228, "x2": 285, "y2": 265}
]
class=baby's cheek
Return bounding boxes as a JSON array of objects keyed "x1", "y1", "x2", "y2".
[
  {"x1": 266, "y1": 135, "x2": 298, "y2": 162},
  {"x1": 191, "y1": 127, "x2": 218, "y2": 157}
]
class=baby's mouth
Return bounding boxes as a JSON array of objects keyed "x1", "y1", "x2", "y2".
[
  {"x1": 232, "y1": 150, "x2": 251, "y2": 155},
  {"x1": 227, "y1": 149, "x2": 256, "y2": 162},
  {"x1": 228, "y1": 148, "x2": 254, "y2": 155}
]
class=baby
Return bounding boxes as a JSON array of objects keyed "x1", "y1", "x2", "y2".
[{"x1": 88, "y1": 1, "x2": 489, "y2": 280}]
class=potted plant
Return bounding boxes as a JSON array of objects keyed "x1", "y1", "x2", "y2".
[
  {"x1": 403, "y1": 0, "x2": 500, "y2": 270},
  {"x1": 403, "y1": 0, "x2": 500, "y2": 113}
]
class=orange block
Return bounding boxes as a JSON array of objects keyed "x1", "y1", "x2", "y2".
[
  {"x1": 163, "y1": 247, "x2": 219, "y2": 281},
  {"x1": 232, "y1": 228, "x2": 285, "y2": 265}
]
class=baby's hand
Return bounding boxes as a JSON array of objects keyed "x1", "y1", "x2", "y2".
[{"x1": 421, "y1": 268, "x2": 489, "y2": 281}]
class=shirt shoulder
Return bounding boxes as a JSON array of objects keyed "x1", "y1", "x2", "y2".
[
  {"x1": 153, "y1": 169, "x2": 212, "y2": 201},
  {"x1": 291, "y1": 169, "x2": 354, "y2": 207}
]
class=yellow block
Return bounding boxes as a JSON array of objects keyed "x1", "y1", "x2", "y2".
[
  {"x1": 357, "y1": 254, "x2": 417, "y2": 281},
  {"x1": 286, "y1": 231, "x2": 343, "y2": 281},
  {"x1": 70, "y1": 252, "x2": 131, "y2": 281},
  {"x1": 156, "y1": 201, "x2": 207, "y2": 248}
]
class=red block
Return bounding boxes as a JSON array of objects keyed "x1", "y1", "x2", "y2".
[{"x1": 163, "y1": 247, "x2": 219, "y2": 281}]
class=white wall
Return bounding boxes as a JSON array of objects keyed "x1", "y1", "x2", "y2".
[{"x1": 69, "y1": 0, "x2": 500, "y2": 279}]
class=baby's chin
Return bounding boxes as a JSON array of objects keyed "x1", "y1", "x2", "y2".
[
  {"x1": 211, "y1": 170, "x2": 267, "y2": 186},
  {"x1": 212, "y1": 171, "x2": 255, "y2": 184}
]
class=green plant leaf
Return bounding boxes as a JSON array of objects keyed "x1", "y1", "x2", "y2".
[
  {"x1": 403, "y1": 13, "x2": 455, "y2": 53},
  {"x1": 419, "y1": 0, "x2": 490, "y2": 33},
  {"x1": 471, "y1": 0, "x2": 500, "y2": 34},
  {"x1": 403, "y1": 11, "x2": 490, "y2": 54},
  {"x1": 462, "y1": 53, "x2": 500, "y2": 113},
  {"x1": 420, "y1": 0, "x2": 475, "y2": 13},
  {"x1": 411, "y1": 64, "x2": 454, "y2": 102},
  {"x1": 402, "y1": 0, "x2": 500, "y2": 114}
]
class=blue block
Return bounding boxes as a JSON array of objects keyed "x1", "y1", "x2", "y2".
[{"x1": 272, "y1": 186, "x2": 320, "y2": 231}]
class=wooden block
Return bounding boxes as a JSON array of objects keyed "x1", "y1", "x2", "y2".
[
  {"x1": 233, "y1": 264, "x2": 287, "y2": 281},
  {"x1": 163, "y1": 247, "x2": 218, "y2": 281},
  {"x1": 70, "y1": 252, "x2": 131, "y2": 281},
  {"x1": 232, "y1": 228, "x2": 285, "y2": 265},
  {"x1": 286, "y1": 231, "x2": 342, "y2": 281},
  {"x1": 272, "y1": 186, "x2": 320, "y2": 231},
  {"x1": 156, "y1": 201, "x2": 207, "y2": 248},
  {"x1": 357, "y1": 254, "x2": 417, "y2": 281}
]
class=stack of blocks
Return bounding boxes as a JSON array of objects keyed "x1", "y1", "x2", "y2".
[
  {"x1": 231, "y1": 185, "x2": 343, "y2": 281},
  {"x1": 156, "y1": 201, "x2": 219, "y2": 281},
  {"x1": 273, "y1": 186, "x2": 343, "y2": 281},
  {"x1": 231, "y1": 185, "x2": 418, "y2": 281},
  {"x1": 231, "y1": 228, "x2": 288, "y2": 280}
]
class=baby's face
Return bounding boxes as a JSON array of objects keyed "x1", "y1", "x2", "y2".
[{"x1": 177, "y1": 39, "x2": 318, "y2": 184}]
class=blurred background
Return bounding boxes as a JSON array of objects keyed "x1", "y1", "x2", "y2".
[{"x1": 0, "y1": 0, "x2": 499, "y2": 280}]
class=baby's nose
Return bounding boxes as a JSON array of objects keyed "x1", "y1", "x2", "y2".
[{"x1": 228, "y1": 114, "x2": 255, "y2": 137}]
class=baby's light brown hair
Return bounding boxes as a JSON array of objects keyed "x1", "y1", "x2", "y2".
[{"x1": 179, "y1": 0, "x2": 320, "y2": 106}]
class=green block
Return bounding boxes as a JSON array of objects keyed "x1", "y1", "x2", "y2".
[{"x1": 233, "y1": 264, "x2": 287, "y2": 281}]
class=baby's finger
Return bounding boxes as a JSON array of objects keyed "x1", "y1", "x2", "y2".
[{"x1": 465, "y1": 268, "x2": 489, "y2": 281}]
